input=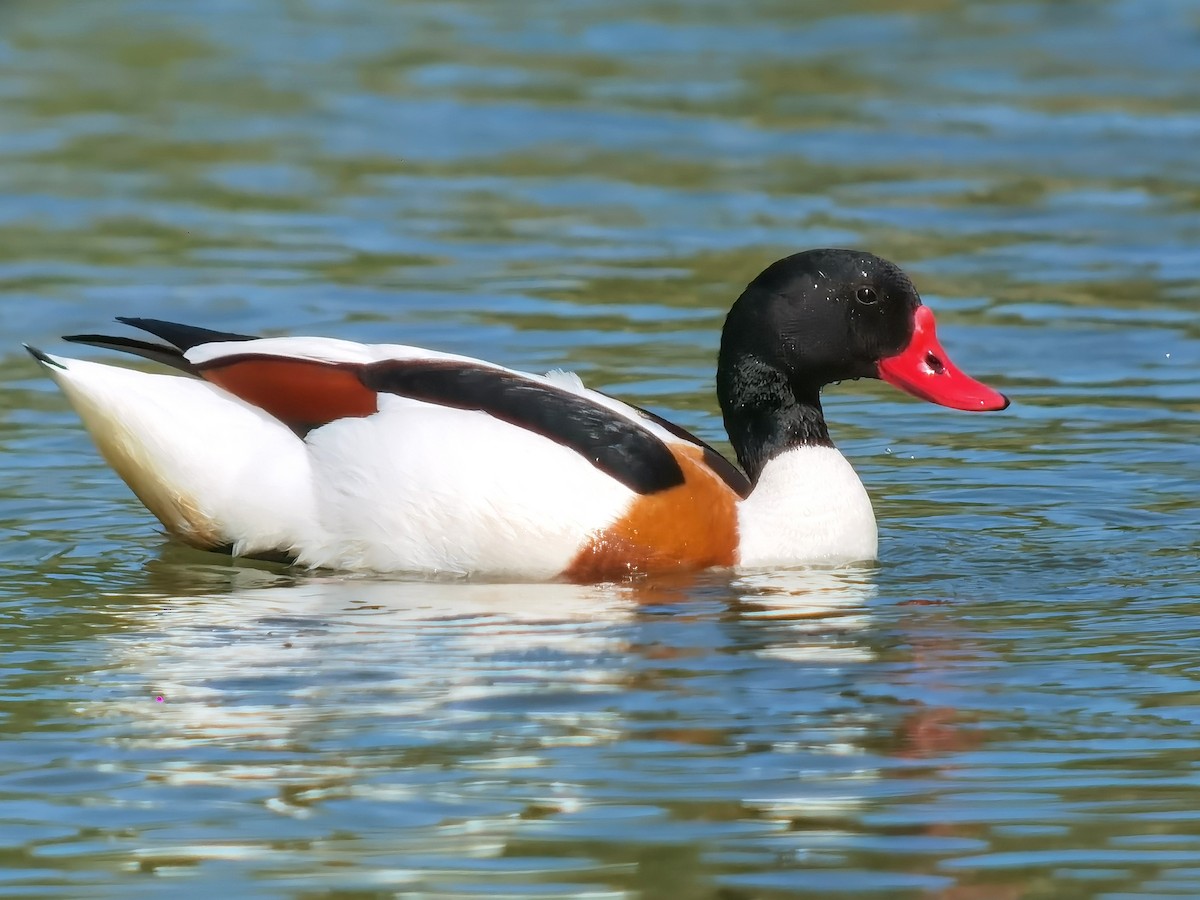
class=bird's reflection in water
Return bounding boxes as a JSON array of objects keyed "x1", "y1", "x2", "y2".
[
  {"x1": 74, "y1": 562, "x2": 991, "y2": 895},
  {"x1": 97, "y1": 575, "x2": 639, "y2": 748},
  {"x1": 731, "y1": 566, "x2": 877, "y2": 663},
  {"x1": 90, "y1": 563, "x2": 878, "y2": 755}
]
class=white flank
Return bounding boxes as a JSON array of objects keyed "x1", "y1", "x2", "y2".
[
  {"x1": 296, "y1": 393, "x2": 635, "y2": 578},
  {"x1": 37, "y1": 355, "x2": 320, "y2": 557},
  {"x1": 736, "y1": 445, "x2": 878, "y2": 568}
]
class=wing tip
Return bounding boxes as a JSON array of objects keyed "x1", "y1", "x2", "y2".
[
  {"x1": 63, "y1": 332, "x2": 117, "y2": 346},
  {"x1": 110, "y1": 317, "x2": 258, "y2": 350}
]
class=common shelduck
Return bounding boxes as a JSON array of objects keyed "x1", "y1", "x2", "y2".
[{"x1": 26, "y1": 249, "x2": 1008, "y2": 581}]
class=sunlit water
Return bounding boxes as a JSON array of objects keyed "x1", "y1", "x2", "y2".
[{"x1": 1, "y1": 1, "x2": 1198, "y2": 897}]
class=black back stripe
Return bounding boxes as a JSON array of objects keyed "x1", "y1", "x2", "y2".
[{"x1": 359, "y1": 360, "x2": 686, "y2": 495}]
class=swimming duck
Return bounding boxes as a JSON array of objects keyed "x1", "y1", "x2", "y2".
[{"x1": 27, "y1": 249, "x2": 1008, "y2": 580}]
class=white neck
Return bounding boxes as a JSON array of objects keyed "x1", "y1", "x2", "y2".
[{"x1": 736, "y1": 445, "x2": 877, "y2": 568}]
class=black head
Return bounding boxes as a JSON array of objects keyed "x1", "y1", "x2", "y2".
[
  {"x1": 716, "y1": 249, "x2": 1007, "y2": 481},
  {"x1": 719, "y1": 249, "x2": 919, "y2": 394}
]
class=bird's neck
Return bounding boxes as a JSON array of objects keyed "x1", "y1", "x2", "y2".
[{"x1": 717, "y1": 354, "x2": 832, "y2": 484}]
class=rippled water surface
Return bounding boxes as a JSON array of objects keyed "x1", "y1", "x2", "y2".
[{"x1": 2, "y1": 1, "x2": 1199, "y2": 897}]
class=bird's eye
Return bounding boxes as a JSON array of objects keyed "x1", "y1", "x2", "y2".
[{"x1": 855, "y1": 287, "x2": 878, "y2": 304}]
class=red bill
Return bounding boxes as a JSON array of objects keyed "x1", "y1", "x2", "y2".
[{"x1": 878, "y1": 306, "x2": 1009, "y2": 411}]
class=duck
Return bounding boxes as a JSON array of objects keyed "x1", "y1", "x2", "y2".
[{"x1": 26, "y1": 249, "x2": 1008, "y2": 581}]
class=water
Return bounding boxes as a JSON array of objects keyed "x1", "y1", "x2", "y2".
[{"x1": 1, "y1": 0, "x2": 1198, "y2": 896}]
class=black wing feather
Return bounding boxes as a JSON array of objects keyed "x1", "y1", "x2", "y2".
[
  {"x1": 62, "y1": 318, "x2": 261, "y2": 375},
  {"x1": 360, "y1": 360, "x2": 686, "y2": 496},
  {"x1": 114, "y1": 317, "x2": 258, "y2": 351},
  {"x1": 61, "y1": 334, "x2": 198, "y2": 374}
]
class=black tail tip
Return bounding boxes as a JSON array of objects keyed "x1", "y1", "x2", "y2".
[{"x1": 23, "y1": 344, "x2": 65, "y2": 369}]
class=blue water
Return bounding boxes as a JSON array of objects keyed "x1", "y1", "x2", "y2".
[{"x1": 1, "y1": 1, "x2": 1198, "y2": 896}]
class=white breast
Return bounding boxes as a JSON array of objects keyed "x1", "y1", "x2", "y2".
[{"x1": 736, "y1": 445, "x2": 878, "y2": 568}]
